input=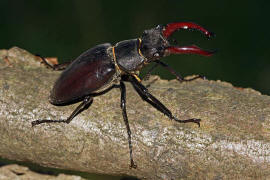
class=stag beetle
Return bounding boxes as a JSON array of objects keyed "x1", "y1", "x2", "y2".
[{"x1": 32, "y1": 22, "x2": 215, "y2": 168}]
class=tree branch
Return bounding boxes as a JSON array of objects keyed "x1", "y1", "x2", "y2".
[{"x1": 1, "y1": 47, "x2": 270, "y2": 179}]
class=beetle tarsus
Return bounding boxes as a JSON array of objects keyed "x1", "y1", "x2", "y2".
[
  {"x1": 173, "y1": 117, "x2": 201, "y2": 127},
  {"x1": 32, "y1": 119, "x2": 67, "y2": 127},
  {"x1": 130, "y1": 161, "x2": 137, "y2": 169}
]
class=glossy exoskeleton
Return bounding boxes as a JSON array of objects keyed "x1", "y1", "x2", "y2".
[{"x1": 32, "y1": 22, "x2": 215, "y2": 169}]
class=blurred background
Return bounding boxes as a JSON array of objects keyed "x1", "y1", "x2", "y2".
[{"x1": 1, "y1": 1, "x2": 270, "y2": 94}]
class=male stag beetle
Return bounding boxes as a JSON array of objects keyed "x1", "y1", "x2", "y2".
[{"x1": 32, "y1": 22, "x2": 215, "y2": 168}]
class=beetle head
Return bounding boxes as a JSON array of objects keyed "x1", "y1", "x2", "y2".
[
  {"x1": 140, "y1": 25, "x2": 168, "y2": 61},
  {"x1": 140, "y1": 22, "x2": 216, "y2": 62}
]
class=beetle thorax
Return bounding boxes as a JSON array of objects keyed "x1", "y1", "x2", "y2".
[{"x1": 113, "y1": 39, "x2": 147, "y2": 73}]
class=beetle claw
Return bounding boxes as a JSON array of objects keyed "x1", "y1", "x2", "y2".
[
  {"x1": 161, "y1": 22, "x2": 216, "y2": 57},
  {"x1": 162, "y1": 22, "x2": 214, "y2": 39},
  {"x1": 165, "y1": 45, "x2": 216, "y2": 57}
]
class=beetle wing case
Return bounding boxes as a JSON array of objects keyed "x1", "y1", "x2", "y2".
[{"x1": 49, "y1": 43, "x2": 116, "y2": 105}]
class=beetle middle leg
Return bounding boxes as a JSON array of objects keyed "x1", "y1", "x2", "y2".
[
  {"x1": 32, "y1": 96, "x2": 93, "y2": 126},
  {"x1": 129, "y1": 75, "x2": 200, "y2": 126},
  {"x1": 119, "y1": 81, "x2": 137, "y2": 169}
]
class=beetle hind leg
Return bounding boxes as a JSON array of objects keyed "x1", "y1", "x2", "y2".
[{"x1": 32, "y1": 96, "x2": 93, "y2": 126}]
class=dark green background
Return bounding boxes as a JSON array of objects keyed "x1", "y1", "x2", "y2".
[{"x1": 1, "y1": 1, "x2": 269, "y2": 94}]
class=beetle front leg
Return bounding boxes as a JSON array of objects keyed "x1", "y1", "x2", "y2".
[
  {"x1": 32, "y1": 96, "x2": 93, "y2": 126},
  {"x1": 119, "y1": 81, "x2": 137, "y2": 169},
  {"x1": 129, "y1": 75, "x2": 200, "y2": 127},
  {"x1": 155, "y1": 60, "x2": 205, "y2": 82},
  {"x1": 142, "y1": 60, "x2": 205, "y2": 83},
  {"x1": 142, "y1": 63, "x2": 159, "y2": 81}
]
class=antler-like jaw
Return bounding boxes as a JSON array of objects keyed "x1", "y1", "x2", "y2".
[{"x1": 162, "y1": 22, "x2": 216, "y2": 57}]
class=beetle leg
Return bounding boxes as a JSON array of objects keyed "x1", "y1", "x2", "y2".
[
  {"x1": 142, "y1": 60, "x2": 205, "y2": 83},
  {"x1": 32, "y1": 96, "x2": 93, "y2": 126},
  {"x1": 129, "y1": 75, "x2": 200, "y2": 127},
  {"x1": 155, "y1": 60, "x2": 205, "y2": 82},
  {"x1": 142, "y1": 63, "x2": 159, "y2": 81},
  {"x1": 120, "y1": 81, "x2": 137, "y2": 169},
  {"x1": 36, "y1": 54, "x2": 71, "y2": 71}
]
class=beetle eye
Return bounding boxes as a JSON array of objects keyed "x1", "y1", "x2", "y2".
[
  {"x1": 153, "y1": 52, "x2": 159, "y2": 57},
  {"x1": 155, "y1": 25, "x2": 161, "y2": 29},
  {"x1": 142, "y1": 30, "x2": 147, "y2": 36}
]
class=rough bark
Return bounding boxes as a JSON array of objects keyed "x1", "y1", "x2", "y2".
[
  {"x1": 0, "y1": 164, "x2": 85, "y2": 180},
  {"x1": 1, "y1": 47, "x2": 270, "y2": 179}
]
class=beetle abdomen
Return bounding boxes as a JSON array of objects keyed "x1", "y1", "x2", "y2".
[{"x1": 50, "y1": 43, "x2": 115, "y2": 105}]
